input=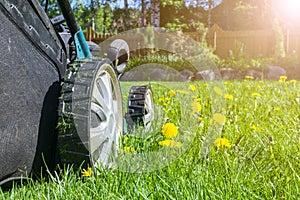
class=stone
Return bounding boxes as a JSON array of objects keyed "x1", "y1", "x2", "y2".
[
  {"x1": 265, "y1": 66, "x2": 286, "y2": 80},
  {"x1": 220, "y1": 68, "x2": 243, "y2": 80},
  {"x1": 193, "y1": 69, "x2": 215, "y2": 81},
  {"x1": 179, "y1": 69, "x2": 194, "y2": 80},
  {"x1": 244, "y1": 69, "x2": 263, "y2": 80}
]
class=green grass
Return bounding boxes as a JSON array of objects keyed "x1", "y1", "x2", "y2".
[{"x1": 2, "y1": 79, "x2": 300, "y2": 199}]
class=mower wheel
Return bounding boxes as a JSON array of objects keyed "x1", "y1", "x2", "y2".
[
  {"x1": 125, "y1": 85, "x2": 155, "y2": 131},
  {"x1": 58, "y1": 59, "x2": 123, "y2": 171}
]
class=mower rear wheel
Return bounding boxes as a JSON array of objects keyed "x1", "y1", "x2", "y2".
[{"x1": 58, "y1": 59, "x2": 123, "y2": 171}]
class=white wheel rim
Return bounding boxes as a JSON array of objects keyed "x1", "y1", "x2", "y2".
[
  {"x1": 143, "y1": 88, "x2": 154, "y2": 130},
  {"x1": 90, "y1": 64, "x2": 122, "y2": 168}
]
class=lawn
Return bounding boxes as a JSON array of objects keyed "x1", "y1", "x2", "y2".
[{"x1": 2, "y1": 77, "x2": 300, "y2": 199}]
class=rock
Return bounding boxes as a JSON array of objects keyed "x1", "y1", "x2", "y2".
[
  {"x1": 243, "y1": 69, "x2": 263, "y2": 80},
  {"x1": 120, "y1": 64, "x2": 187, "y2": 81},
  {"x1": 220, "y1": 68, "x2": 243, "y2": 80},
  {"x1": 193, "y1": 69, "x2": 215, "y2": 81},
  {"x1": 179, "y1": 69, "x2": 194, "y2": 80},
  {"x1": 265, "y1": 66, "x2": 286, "y2": 80}
]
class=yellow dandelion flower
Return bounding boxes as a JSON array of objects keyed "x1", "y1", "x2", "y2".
[
  {"x1": 189, "y1": 84, "x2": 196, "y2": 91},
  {"x1": 250, "y1": 124, "x2": 261, "y2": 132},
  {"x1": 213, "y1": 86, "x2": 223, "y2": 95},
  {"x1": 279, "y1": 75, "x2": 287, "y2": 81},
  {"x1": 221, "y1": 108, "x2": 226, "y2": 113},
  {"x1": 257, "y1": 85, "x2": 262, "y2": 90},
  {"x1": 213, "y1": 113, "x2": 226, "y2": 125},
  {"x1": 158, "y1": 97, "x2": 165, "y2": 103},
  {"x1": 192, "y1": 101, "x2": 202, "y2": 113},
  {"x1": 289, "y1": 79, "x2": 297, "y2": 86},
  {"x1": 192, "y1": 96, "x2": 201, "y2": 101},
  {"x1": 82, "y1": 167, "x2": 93, "y2": 177},
  {"x1": 224, "y1": 94, "x2": 233, "y2": 100},
  {"x1": 215, "y1": 138, "x2": 231, "y2": 148},
  {"x1": 245, "y1": 75, "x2": 254, "y2": 80},
  {"x1": 168, "y1": 90, "x2": 176, "y2": 96},
  {"x1": 161, "y1": 122, "x2": 178, "y2": 138},
  {"x1": 124, "y1": 146, "x2": 135, "y2": 153},
  {"x1": 252, "y1": 92, "x2": 261, "y2": 97},
  {"x1": 158, "y1": 140, "x2": 182, "y2": 148},
  {"x1": 176, "y1": 90, "x2": 190, "y2": 95},
  {"x1": 124, "y1": 136, "x2": 129, "y2": 141},
  {"x1": 274, "y1": 107, "x2": 280, "y2": 111}
]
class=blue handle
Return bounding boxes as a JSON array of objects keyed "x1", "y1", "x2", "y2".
[{"x1": 74, "y1": 29, "x2": 92, "y2": 59}]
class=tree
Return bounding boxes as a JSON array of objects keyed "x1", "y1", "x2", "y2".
[
  {"x1": 73, "y1": 0, "x2": 91, "y2": 29},
  {"x1": 150, "y1": 0, "x2": 160, "y2": 27},
  {"x1": 38, "y1": 0, "x2": 63, "y2": 18},
  {"x1": 141, "y1": 0, "x2": 146, "y2": 27},
  {"x1": 94, "y1": 4, "x2": 114, "y2": 34},
  {"x1": 212, "y1": 0, "x2": 275, "y2": 30},
  {"x1": 124, "y1": 0, "x2": 130, "y2": 29}
]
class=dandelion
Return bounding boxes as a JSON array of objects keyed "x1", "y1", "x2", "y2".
[
  {"x1": 198, "y1": 117, "x2": 203, "y2": 122},
  {"x1": 213, "y1": 113, "x2": 226, "y2": 125},
  {"x1": 124, "y1": 146, "x2": 135, "y2": 153},
  {"x1": 252, "y1": 92, "x2": 261, "y2": 97},
  {"x1": 279, "y1": 75, "x2": 287, "y2": 81},
  {"x1": 158, "y1": 140, "x2": 182, "y2": 147},
  {"x1": 222, "y1": 108, "x2": 226, "y2": 113},
  {"x1": 168, "y1": 90, "x2": 176, "y2": 96},
  {"x1": 192, "y1": 96, "x2": 201, "y2": 102},
  {"x1": 245, "y1": 75, "x2": 254, "y2": 80},
  {"x1": 215, "y1": 138, "x2": 231, "y2": 148},
  {"x1": 257, "y1": 85, "x2": 262, "y2": 90},
  {"x1": 213, "y1": 86, "x2": 223, "y2": 95},
  {"x1": 161, "y1": 122, "x2": 178, "y2": 138},
  {"x1": 158, "y1": 97, "x2": 165, "y2": 103},
  {"x1": 250, "y1": 124, "x2": 261, "y2": 132},
  {"x1": 165, "y1": 97, "x2": 171, "y2": 102},
  {"x1": 82, "y1": 167, "x2": 93, "y2": 177},
  {"x1": 192, "y1": 101, "x2": 202, "y2": 113},
  {"x1": 289, "y1": 79, "x2": 297, "y2": 86},
  {"x1": 189, "y1": 84, "x2": 196, "y2": 91},
  {"x1": 176, "y1": 90, "x2": 190, "y2": 95},
  {"x1": 274, "y1": 107, "x2": 280, "y2": 111},
  {"x1": 224, "y1": 94, "x2": 233, "y2": 100}
]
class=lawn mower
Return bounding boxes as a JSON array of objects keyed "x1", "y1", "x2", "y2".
[{"x1": 0, "y1": 0, "x2": 154, "y2": 185}]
